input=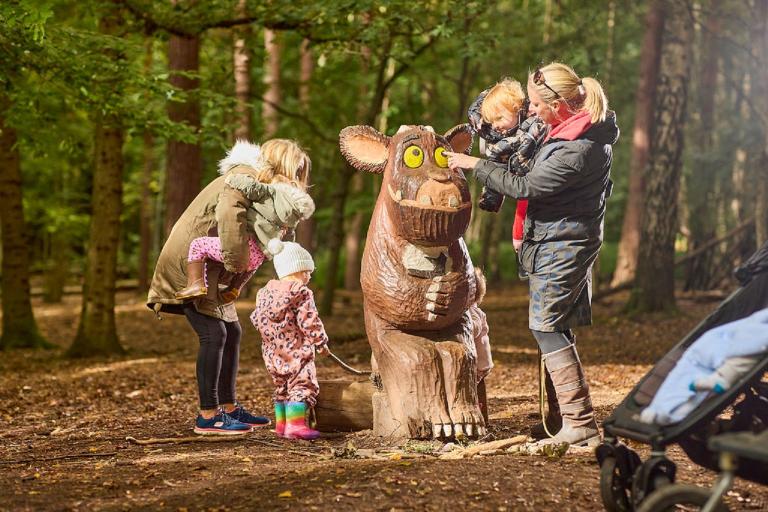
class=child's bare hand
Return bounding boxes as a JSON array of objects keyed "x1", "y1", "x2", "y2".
[
  {"x1": 317, "y1": 345, "x2": 330, "y2": 356},
  {"x1": 445, "y1": 151, "x2": 481, "y2": 171}
]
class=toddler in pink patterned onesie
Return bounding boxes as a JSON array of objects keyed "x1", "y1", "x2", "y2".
[{"x1": 251, "y1": 239, "x2": 330, "y2": 440}]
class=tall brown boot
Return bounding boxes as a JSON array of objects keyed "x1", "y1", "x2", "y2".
[
  {"x1": 175, "y1": 260, "x2": 207, "y2": 300},
  {"x1": 221, "y1": 270, "x2": 252, "y2": 303},
  {"x1": 530, "y1": 364, "x2": 562, "y2": 439},
  {"x1": 536, "y1": 344, "x2": 600, "y2": 447}
]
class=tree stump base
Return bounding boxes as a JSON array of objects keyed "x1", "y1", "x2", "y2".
[{"x1": 314, "y1": 379, "x2": 374, "y2": 432}]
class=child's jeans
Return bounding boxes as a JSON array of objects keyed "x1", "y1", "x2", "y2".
[{"x1": 188, "y1": 237, "x2": 265, "y2": 271}]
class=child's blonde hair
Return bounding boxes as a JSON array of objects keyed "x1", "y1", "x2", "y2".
[
  {"x1": 529, "y1": 62, "x2": 609, "y2": 124},
  {"x1": 474, "y1": 267, "x2": 487, "y2": 305},
  {"x1": 480, "y1": 78, "x2": 526, "y2": 124},
  {"x1": 255, "y1": 139, "x2": 311, "y2": 190}
]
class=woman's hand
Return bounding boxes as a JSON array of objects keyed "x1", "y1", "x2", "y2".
[{"x1": 445, "y1": 151, "x2": 481, "y2": 171}]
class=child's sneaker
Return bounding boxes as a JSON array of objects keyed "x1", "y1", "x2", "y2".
[
  {"x1": 226, "y1": 403, "x2": 271, "y2": 427},
  {"x1": 284, "y1": 401, "x2": 320, "y2": 440},
  {"x1": 193, "y1": 411, "x2": 252, "y2": 435}
]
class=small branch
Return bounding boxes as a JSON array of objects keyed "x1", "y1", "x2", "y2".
[
  {"x1": 126, "y1": 435, "x2": 241, "y2": 445},
  {"x1": 258, "y1": 98, "x2": 337, "y2": 144},
  {"x1": 0, "y1": 452, "x2": 117, "y2": 465}
]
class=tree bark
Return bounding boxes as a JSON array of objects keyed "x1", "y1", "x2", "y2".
[
  {"x1": 233, "y1": 0, "x2": 251, "y2": 141},
  {"x1": 262, "y1": 28, "x2": 280, "y2": 138},
  {"x1": 138, "y1": 39, "x2": 155, "y2": 294},
  {"x1": 164, "y1": 33, "x2": 202, "y2": 237},
  {"x1": 68, "y1": 5, "x2": 126, "y2": 357},
  {"x1": 0, "y1": 92, "x2": 49, "y2": 349},
  {"x1": 684, "y1": 7, "x2": 720, "y2": 291},
  {"x1": 69, "y1": 119, "x2": 126, "y2": 357},
  {"x1": 628, "y1": 0, "x2": 692, "y2": 313},
  {"x1": 295, "y1": 38, "x2": 316, "y2": 251},
  {"x1": 611, "y1": 0, "x2": 664, "y2": 287},
  {"x1": 755, "y1": 0, "x2": 768, "y2": 246}
]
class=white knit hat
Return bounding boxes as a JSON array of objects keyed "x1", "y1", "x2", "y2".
[{"x1": 267, "y1": 239, "x2": 315, "y2": 279}]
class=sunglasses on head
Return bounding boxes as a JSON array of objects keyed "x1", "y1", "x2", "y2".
[{"x1": 533, "y1": 68, "x2": 563, "y2": 101}]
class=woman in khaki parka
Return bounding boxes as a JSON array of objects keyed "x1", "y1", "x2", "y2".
[{"x1": 148, "y1": 139, "x2": 314, "y2": 435}]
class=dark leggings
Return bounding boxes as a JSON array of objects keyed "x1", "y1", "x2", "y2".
[
  {"x1": 531, "y1": 329, "x2": 574, "y2": 354},
  {"x1": 184, "y1": 305, "x2": 242, "y2": 410}
]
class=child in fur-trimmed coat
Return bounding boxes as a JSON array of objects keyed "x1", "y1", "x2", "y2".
[
  {"x1": 175, "y1": 139, "x2": 316, "y2": 303},
  {"x1": 251, "y1": 239, "x2": 330, "y2": 440}
]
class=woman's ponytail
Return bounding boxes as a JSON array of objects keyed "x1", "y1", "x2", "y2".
[{"x1": 581, "y1": 77, "x2": 608, "y2": 124}]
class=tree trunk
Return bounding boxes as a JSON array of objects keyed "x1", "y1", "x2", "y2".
[
  {"x1": 320, "y1": 169, "x2": 352, "y2": 316},
  {"x1": 43, "y1": 230, "x2": 69, "y2": 303},
  {"x1": 68, "y1": 7, "x2": 126, "y2": 357},
  {"x1": 755, "y1": 0, "x2": 768, "y2": 246},
  {"x1": 295, "y1": 38, "x2": 315, "y2": 251},
  {"x1": 262, "y1": 28, "x2": 280, "y2": 138},
  {"x1": 628, "y1": 0, "x2": 692, "y2": 313},
  {"x1": 0, "y1": 92, "x2": 49, "y2": 349},
  {"x1": 138, "y1": 39, "x2": 155, "y2": 294},
  {"x1": 343, "y1": 172, "x2": 365, "y2": 290},
  {"x1": 69, "y1": 119, "x2": 126, "y2": 357},
  {"x1": 233, "y1": 0, "x2": 251, "y2": 141},
  {"x1": 611, "y1": 0, "x2": 664, "y2": 287},
  {"x1": 164, "y1": 33, "x2": 202, "y2": 237},
  {"x1": 684, "y1": 8, "x2": 720, "y2": 291}
]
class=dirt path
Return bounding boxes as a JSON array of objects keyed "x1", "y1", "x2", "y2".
[{"x1": 1, "y1": 285, "x2": 765, "y2": 511}]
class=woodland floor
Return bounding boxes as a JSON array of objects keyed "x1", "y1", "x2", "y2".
[{"x1": 1, "y1": 283, "x2": 767, "y2": 511}]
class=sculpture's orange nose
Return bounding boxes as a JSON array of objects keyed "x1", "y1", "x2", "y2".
[{"x1": 415, "y1": 179, "x2": 462, "y2": 209}]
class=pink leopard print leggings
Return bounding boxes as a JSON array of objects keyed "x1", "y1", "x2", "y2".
[{"x1": 188, "y1": 237, "x2": 265, "y2": 271}]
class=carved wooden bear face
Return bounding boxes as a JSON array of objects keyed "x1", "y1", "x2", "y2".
[{"x1": 339, "y1": 124, "x2": 473, "y2": 247}]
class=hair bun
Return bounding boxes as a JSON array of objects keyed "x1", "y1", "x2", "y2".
[{"x1": 267, "y1": 238, "x2": 284, "y2": 256}]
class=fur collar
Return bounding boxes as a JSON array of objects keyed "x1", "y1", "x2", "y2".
[{"x1": 218, "y1": 140, "x2": 263, "y2": 175}]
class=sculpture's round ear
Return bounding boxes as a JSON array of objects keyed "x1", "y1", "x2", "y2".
[
  {"x1": 444, "y1": 124, "x2": 473, "y2": 155},
  {"x1": 339, "y1": 125, "x2": 391, "y2": 174}
]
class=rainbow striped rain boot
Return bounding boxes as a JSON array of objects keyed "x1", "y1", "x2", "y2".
[{"x1": 284, "y1": 401, "x2": 320, "y2": 440}]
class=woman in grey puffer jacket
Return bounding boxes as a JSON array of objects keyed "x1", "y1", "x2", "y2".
[{"x1": 446, "y1": 62, "x2": 619, "y2": 447}]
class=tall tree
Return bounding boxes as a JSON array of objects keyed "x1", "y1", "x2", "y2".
[
  {"x1": 628, "y1": 0, "x2": 692, "y2": 313},
  {"x1": 138, "y1": 38, "x2": 155, "y2": 294},
  {"x1": 755, "y1": 0, "x2": 768, "y2": 246},
  {"x1": 0, "y1": 91, "x2": 49, "y2": 349},
  {"x1": 68, "y1": 3, "x2": 126, "y2": 357},
  {"x1": 262, "y1": 28, "x2": 280, "y2": 138},
  {"x1": 684, "y1": 6, "x2": 720, "y2": 290},
  {"x1": 232, "y1": 0, "x2": 251, "y2": 141},
  {"x1": 611, "y1": 0, "x2": 664, "y2": 287},
  {"x1": 295, "y1": 38, "x2": 316, "y2": 251},
  {"x1": 164, "y1": 31, "x2": 202, "y2": 236}
]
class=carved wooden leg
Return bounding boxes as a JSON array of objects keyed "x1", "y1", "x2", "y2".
[
  {"x1": 365, "y1": 312, "x2": 452, "y2": 439},
  {"x1": 434, "y1": 340, "x2": 485, "y2": 438}
]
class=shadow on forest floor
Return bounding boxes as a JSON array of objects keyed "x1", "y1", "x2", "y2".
[{"x1": 1, "y1": 283, "x2": 764, "y2": 511}]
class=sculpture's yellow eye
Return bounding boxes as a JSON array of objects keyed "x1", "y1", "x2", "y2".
[
  {"x1": 403, "y1": 145, "x2": 424, "y2": 168},
  {"x1": 434, "y1": 147, "x2": 449, "y2": 168}
]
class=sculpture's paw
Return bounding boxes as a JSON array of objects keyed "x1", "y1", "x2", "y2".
[
  {"x1": 451, "y1": 408, "x2": 486, "y2": 439},
  {"x1": 425, "y1": 274, "x2": 456, "y2": 320}
]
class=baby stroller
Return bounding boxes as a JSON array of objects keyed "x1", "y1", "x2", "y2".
[{"x1": 596, "y1": 241, "x2": 768, "y2": 511}]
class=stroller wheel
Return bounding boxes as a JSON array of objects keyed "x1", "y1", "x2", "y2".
[
  {"x1": 599, "y1": 456, "x2": 632, "y2": 512},
  {"x1": 635, "y1": 484, "x2": 729, "y2": 512}
]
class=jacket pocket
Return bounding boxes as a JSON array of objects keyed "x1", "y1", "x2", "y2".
[{"x1": 519, "y1": 241, "x2": 539, "y2": 274}]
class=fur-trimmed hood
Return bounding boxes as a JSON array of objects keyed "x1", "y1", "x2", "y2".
[{"x1": 218, "y1": 140, "x2": 264, "y2": 175}]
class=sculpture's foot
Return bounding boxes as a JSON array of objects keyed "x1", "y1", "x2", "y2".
[{"x1": 435, "y1": 339, "x2": 486, "y2": 439}]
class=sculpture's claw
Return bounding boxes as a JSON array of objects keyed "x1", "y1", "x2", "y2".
[
  {"x1": 433, "y1": 423, "x2": 443, "y2": 439},
  {"x1": 442, "y1": 424, "x2": 453, "y2": 438}
]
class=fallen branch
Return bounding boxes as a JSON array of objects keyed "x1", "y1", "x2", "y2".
[
  {"x1": 0, "y1": 451, "x2": 117, "y2": 465},
  {"x1": 126, "y1": 435, "x2": 242, "y2": 445},
  {"x1": 439, "y1": 435, "x2": 527, "y2": 460}
]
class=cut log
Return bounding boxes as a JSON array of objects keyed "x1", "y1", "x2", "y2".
[{"x1": 314, "y1": 379, "x2": 374, "y2": 432}]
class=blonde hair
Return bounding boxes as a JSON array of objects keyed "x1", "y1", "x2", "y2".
[
  {"x1": 480, "y1": 78, "x2": 526, "y2": 124},
  {"x1": 529, "y1": 63, "x2": 608, "y2": 123},
  {"x1": 255, "y1": 139, "x2": 311, "y2": 190},
  {"x1": 474, "y1": 267, "x2": 487, "y2": 305}
]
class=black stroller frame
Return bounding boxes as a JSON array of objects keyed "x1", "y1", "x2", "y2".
[{"x1": 595, "y1": 242, "x2": 768, "y2": 511}]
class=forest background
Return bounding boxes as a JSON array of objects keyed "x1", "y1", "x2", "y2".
[{"x1": 2, "y1": 0, "x2": 768, "y2": 356}]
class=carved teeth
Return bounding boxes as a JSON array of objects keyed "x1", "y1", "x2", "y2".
[
  {"x1": 448, "y1": 196, "x2": 459, "y2": 207},
  {"x1": 387, "y1": 184, "x2": 403, "y2": 202},
  {"x1": 419, "y1": 195, "x2": 432, "y2": 205}
]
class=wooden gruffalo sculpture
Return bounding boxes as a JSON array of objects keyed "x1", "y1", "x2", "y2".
[{"x1": 339, "y1": 124, "x2": 485, "y2": 440}]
